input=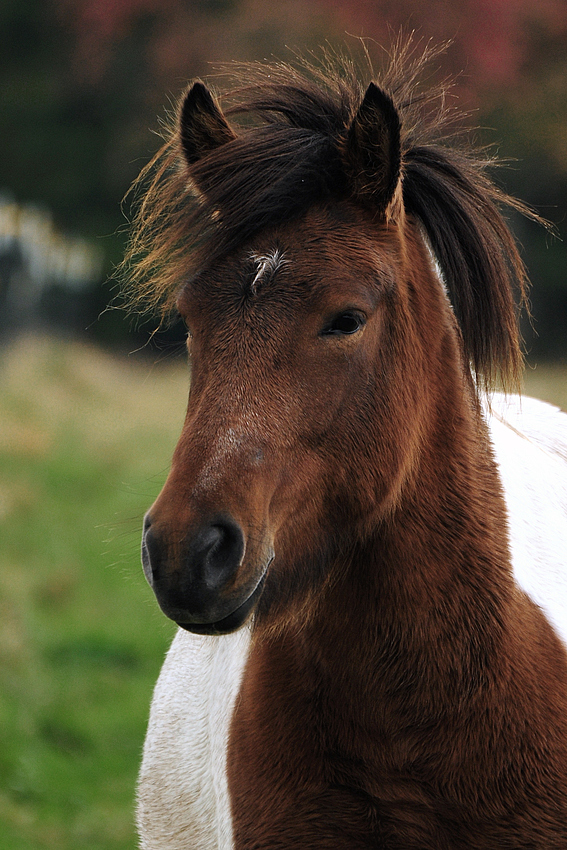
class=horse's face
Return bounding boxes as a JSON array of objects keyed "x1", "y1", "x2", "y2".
[
  {"x1": 134, "y1": 67, "x2": 525, "y2": 637},
  {"x1": 142, "y1": 203, "x2": 446, "y2": 633}
]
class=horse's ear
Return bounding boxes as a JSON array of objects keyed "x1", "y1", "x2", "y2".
[
  {"x1": 179, "y1": 82, "x2": 236, "y2": 166},
  {"x1": 343, "y1": 83, "x2": 401, "y2": 214}
]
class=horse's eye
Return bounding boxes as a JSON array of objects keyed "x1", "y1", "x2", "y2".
[{"x1": 321, "y1": 311, "x2": 365, "y2": 336}]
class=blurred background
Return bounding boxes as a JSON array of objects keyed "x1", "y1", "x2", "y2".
[{"x1": 0, "y1": 2, "x2": 566, "y2": 848}]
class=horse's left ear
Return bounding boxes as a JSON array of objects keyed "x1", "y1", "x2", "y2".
[
  {"x1": 179, "y1": 81, "x2": 237, "y2": 166},
  {"x1": 343, "y1": 83, "x2": 401, "y2": 214}
]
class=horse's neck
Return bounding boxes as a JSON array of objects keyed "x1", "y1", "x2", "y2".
[
  {"x1": 367, "y1": 414, "x2": 513, "y2": 646},
  {"x1": 228, "y1": 392, "x2": 567, "y2": 845},
  {"x1": 297, "y1": 418, "x2": 516, "y2": 711},
  {"x1": 254, "y1": 394, "x2": 541, "y2": 720}
]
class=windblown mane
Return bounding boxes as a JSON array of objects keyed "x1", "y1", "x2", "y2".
[{"x1": 121, "y1": 40, "x2": 539, "y2": 388}]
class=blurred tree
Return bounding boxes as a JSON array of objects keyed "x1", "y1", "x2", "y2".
[{"x1": 0, "y1": 0, "x2": 565, "y2": 356}]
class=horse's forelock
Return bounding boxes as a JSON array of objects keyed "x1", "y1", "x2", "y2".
[{"x1": 120, "y1": 39, "x2": 538, "y2": 390}]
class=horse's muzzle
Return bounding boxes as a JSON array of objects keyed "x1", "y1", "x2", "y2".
[{"x1": 141, "y1": 512, "x2": 270, "y2": 633}]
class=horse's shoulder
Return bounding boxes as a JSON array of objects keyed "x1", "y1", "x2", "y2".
[{"x1": 484, "y1": 393, "x2": 567, "y2": 647}]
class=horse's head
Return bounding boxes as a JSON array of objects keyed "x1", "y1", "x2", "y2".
[
  {"x1": 136, "y1": 59, "x2": 527, "y2": 635},
  {"x1": 142, "y1": 81, "x2": 422, "y2": 634}
]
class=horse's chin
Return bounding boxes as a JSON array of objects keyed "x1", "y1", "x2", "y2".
[{"x1": 176, "y1": 573, "x2": 266, "y2": 635}]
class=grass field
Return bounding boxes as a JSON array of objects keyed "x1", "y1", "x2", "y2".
[
  {"x1": 0, "y1": 336, "x2": 185, "y2": 850},
  {"x1": 0, "y1": 335, "x2": 565, "y2": 849}
]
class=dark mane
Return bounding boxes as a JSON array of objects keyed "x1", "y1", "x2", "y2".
[{"x1": 121, "y1": 40, "x2": 539, "y2": 388}]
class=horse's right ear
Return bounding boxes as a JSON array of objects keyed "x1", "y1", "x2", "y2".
[{"x1": 179, "y1": 82, "x2": 236, "y2": 166}]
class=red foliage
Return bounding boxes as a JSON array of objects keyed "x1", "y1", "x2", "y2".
[
  {"x1": 56, "y1": 0, "x2": 338, "y2": 87},
  {"x1": 318, "y1": 0, "x2": 567, "y2": 92},
  {"x1": 57, "y1": 0, "x2": 567, "y2": 111}
]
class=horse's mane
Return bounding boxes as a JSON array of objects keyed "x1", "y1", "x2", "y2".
[{"x1": 121, "y1": 40, "x2": 540, "y2": 389}]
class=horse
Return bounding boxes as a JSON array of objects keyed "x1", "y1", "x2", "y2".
[{"x1": 122, "y1": 45, "x2": 567, "y2": 848}]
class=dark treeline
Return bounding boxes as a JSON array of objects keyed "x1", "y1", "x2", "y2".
[{"x1": 1, "y1": 0, "x2": 566, "y2": 360}]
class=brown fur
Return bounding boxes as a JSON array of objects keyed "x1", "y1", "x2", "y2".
[{"x1": 130, "y1": 41, "x2": 567, "y2": 848}]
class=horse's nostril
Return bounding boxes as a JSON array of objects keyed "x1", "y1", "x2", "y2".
[
  {"x1": 141, "y1": 514, "x2": 248, "y2": 620},
  {"x1": 195, "y1": 518, "x2": 245, "y2": 587},
  {"x1": 199, "y1": 524, "x2": 224, "y2": 555}
]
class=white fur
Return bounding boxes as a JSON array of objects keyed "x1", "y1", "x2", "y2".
[
  {"x1": 249, "y1": 249, "x2": 288, "y2": 291},
  {"x1": 137, "y1": 626, "x2": 252, "y2": 849},
  {"x1": 137, "y1": 394, "x2": 567, "y2": 849},
  {"x1": 485, "y1": 393, "x2": 567, "y2": 646}
]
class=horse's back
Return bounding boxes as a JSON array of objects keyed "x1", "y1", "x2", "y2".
[{"x1": 486, "y1": 393, "x2": 567, "y2": 647}]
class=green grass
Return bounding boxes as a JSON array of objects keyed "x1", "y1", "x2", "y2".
[
  {"x1": 0, "y1": 336, "x2": 565, "y2": 849},
  {"x1": 0, "y1": 336, "x2": 184, "y2": 849}
]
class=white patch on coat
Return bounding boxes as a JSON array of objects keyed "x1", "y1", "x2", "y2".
[
  {"x1": 484, "y1": 393, "x2": 567, "y2": 647},
  {"x1": 137, "y1": 625, "x2": 252, "y2": 850}
]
